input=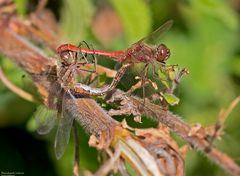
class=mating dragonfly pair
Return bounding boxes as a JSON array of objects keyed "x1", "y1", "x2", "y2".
[{"x1": 34, "y1": 20, "x2": 173, "y2": 159}]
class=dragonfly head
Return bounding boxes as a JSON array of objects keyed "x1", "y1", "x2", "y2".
[
  {"x1": 155, "y1": 44, "x2": 170, "y2": 62},
  {"x1": 59, "y1": 50, "x2": 76, "y2": 66}
]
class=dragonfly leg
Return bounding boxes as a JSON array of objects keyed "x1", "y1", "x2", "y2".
[
  {"x1": 77, "y1": 41, "x2": 88, "y2": 57},
  {"x1": 76, "y1": 41, "x2": 97, "y2": 73},
  {"x1": 152, "y1": 63, "x2": 160, "y2": 80},
  {"x1": 141, "y1": 67, "x2": 149, "y2": 107}
]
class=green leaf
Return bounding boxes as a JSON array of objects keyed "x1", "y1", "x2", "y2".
[
  {"x1": 162, "y1": 93, "x2": 180, "y2": 106},
  {"x1": 60, "y1": 0, "x2": 94, "y2": 43},
  {"x1": 168, "y1": 67, "x2": 178, "y2": 81},
  {"x1": 98, "y1": 72, "x2": 107, "y2": 87},
  {"x1": 158, "y1": 69, "x2": 170, "y2": 89},
  {"x1": 110, "y1": 0, "x2": 152, "y2": 44},
  {"x1": 192, "y1": 0, "x2": 238, "y2": 30},
  {"x1": 14, "y1": 0, "x2": 27, "y2": 16},
  {"x1": 125, "y1": 161, "x2": 138, "y2": 176},
  {"x1": 26, "y1": 114, "x2": 37, "y2": 132}
]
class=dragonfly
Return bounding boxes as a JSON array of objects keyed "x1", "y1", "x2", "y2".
[
  {"x1": 57, "y1": 20, "x2": 173, "y2": 65},
  {"x1": 34, "y1": 43, "x2": 129, "y2": 159},
  {"x1": 34, "y1": 50, "x2": 93, "y2": 159},
  {"x1": 57, "y1": 20, "x2": 173, "y2": 96}
]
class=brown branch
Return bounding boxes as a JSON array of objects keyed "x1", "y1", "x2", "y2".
[
  {"x1": 107, "y1": 90, "x2": 240, "y2": 176},
  {"x1": 35, "y1": 0, "x2": 48, "y2": 16},
  {"x1": 218, "y1": 96, "x2": 240, "y2": 125}
]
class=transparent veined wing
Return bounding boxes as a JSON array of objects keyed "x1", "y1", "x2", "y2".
[
  {"x1": 34, "y1": 105, "x2": 57, "y2": 135},
  {"x1": 137, "y1": 20, "x2": 173, "y2": 46},
  {"x1": 54, "y1": 91, "x2": 75, "y2": 160}
]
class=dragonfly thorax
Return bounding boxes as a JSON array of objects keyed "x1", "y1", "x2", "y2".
[{"x1": 155, "y1": 44, "x2": 170, "y2": 62}]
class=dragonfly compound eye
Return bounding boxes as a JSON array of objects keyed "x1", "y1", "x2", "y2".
[{"x1": 156, "y1": 44, "x2": 170, "y2": 62}]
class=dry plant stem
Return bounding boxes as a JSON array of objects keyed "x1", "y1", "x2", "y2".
[
  {"x1": 218, "y1": 96, "x2": 240, "y2": 124},
  {"x1": 105, "y1": 126, "x2": 185, "y2": 176},
  {"x1": 73, "y1": 121, "x2": 80, "y2": 176},
  {"x1": 35, "y1": 0, "x2": 48, "y2": 15},
  {"x1": 0, "y1": 66, "x2": 35, "y2": 102},
  {"x1": 108, "y1": 90, "x2": 240, "y2": 176},
  {"x1": 91, "y1": 126, "x2": 174, "y2": 175},
  {"x1": 134, "y1": 126, "x2": 185, "y2": 176},
  {"x1": 94, "y1": 147, "x2": 121, "y2": 176},
  {"x1": 209, "y1": 96, "x2": 240, "y2": 143},
  {"x1": 122, "y1": 138, "x2": 163, "y2": 175}
]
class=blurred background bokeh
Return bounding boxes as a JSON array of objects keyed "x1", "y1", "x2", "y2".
[{"x1": 0, "y1": 0, "x2": 240, "y2": 175}]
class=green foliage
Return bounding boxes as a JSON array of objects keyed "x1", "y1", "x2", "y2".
[
  {"x1": 14, "y1": 0, "x2": 27, "y2": 16},
  {"x1": 166, "y1": 0, "x2": 238, "y2": 121},
  {"x1": 231, "y1": 56, "x2": 240, "y2": 77},
  {"x1": 162, "y1": 93, "x2": 180, "y2": 106},
  {"x1": 110, "y1": 0, "x2": 152, "y2": 44},
  {"x1": 96, "y1": 72, "x2": 107, "y2": 87},
  {"x1": 60, "y1": 0, "x2": 95, "y2": 43},
  {"x1": 158, "y1": 69, "x2": 170, "y2": 89}
]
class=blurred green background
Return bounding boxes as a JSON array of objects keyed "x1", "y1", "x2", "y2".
[{"x1": 0, "y1": 0, "x2": 240, "y2": 175}]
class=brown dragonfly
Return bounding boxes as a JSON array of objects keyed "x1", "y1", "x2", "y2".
[{"x1": 34, "y1": 44, "x2": 126, "y2": 159}]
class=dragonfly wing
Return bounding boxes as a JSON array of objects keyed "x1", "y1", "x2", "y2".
[
  {"x1": 54, "y1": 91, "x2": 75, "y2": 160},
  {"x1": 34, "y1": 105, "x2": 57, "y2": 135},
  {"x1": 138, "y1": 20, "x2": 173, "y2": 46}
]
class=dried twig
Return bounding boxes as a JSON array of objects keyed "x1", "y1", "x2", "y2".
[
  {"x1": 205, "y1": 96, "x2": 240, "y2": 148},
  {"x1": 35, "y1": 0, "x2": 48, "y2": 16},
  {"x1": 0, "y1": 66, "x2": 35, "y2": 102},
  {"x1": 107, "y1": 90, "x2": 240, "y2": 176},
  {"x1": 218, "y1": 96, "x2": 240, "y2": 125}
]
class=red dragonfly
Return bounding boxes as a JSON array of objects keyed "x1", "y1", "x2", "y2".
[
  {"x1": 57, "y1": 20, "x2": 172, "y2": 65},
  {"x1": 57, "y1": 41, "x2": 132, "y2": 96}
]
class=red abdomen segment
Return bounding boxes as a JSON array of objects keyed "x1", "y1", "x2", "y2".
[{"x1": 57, "y1": 44, "x2": 126, "y2": 62}]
